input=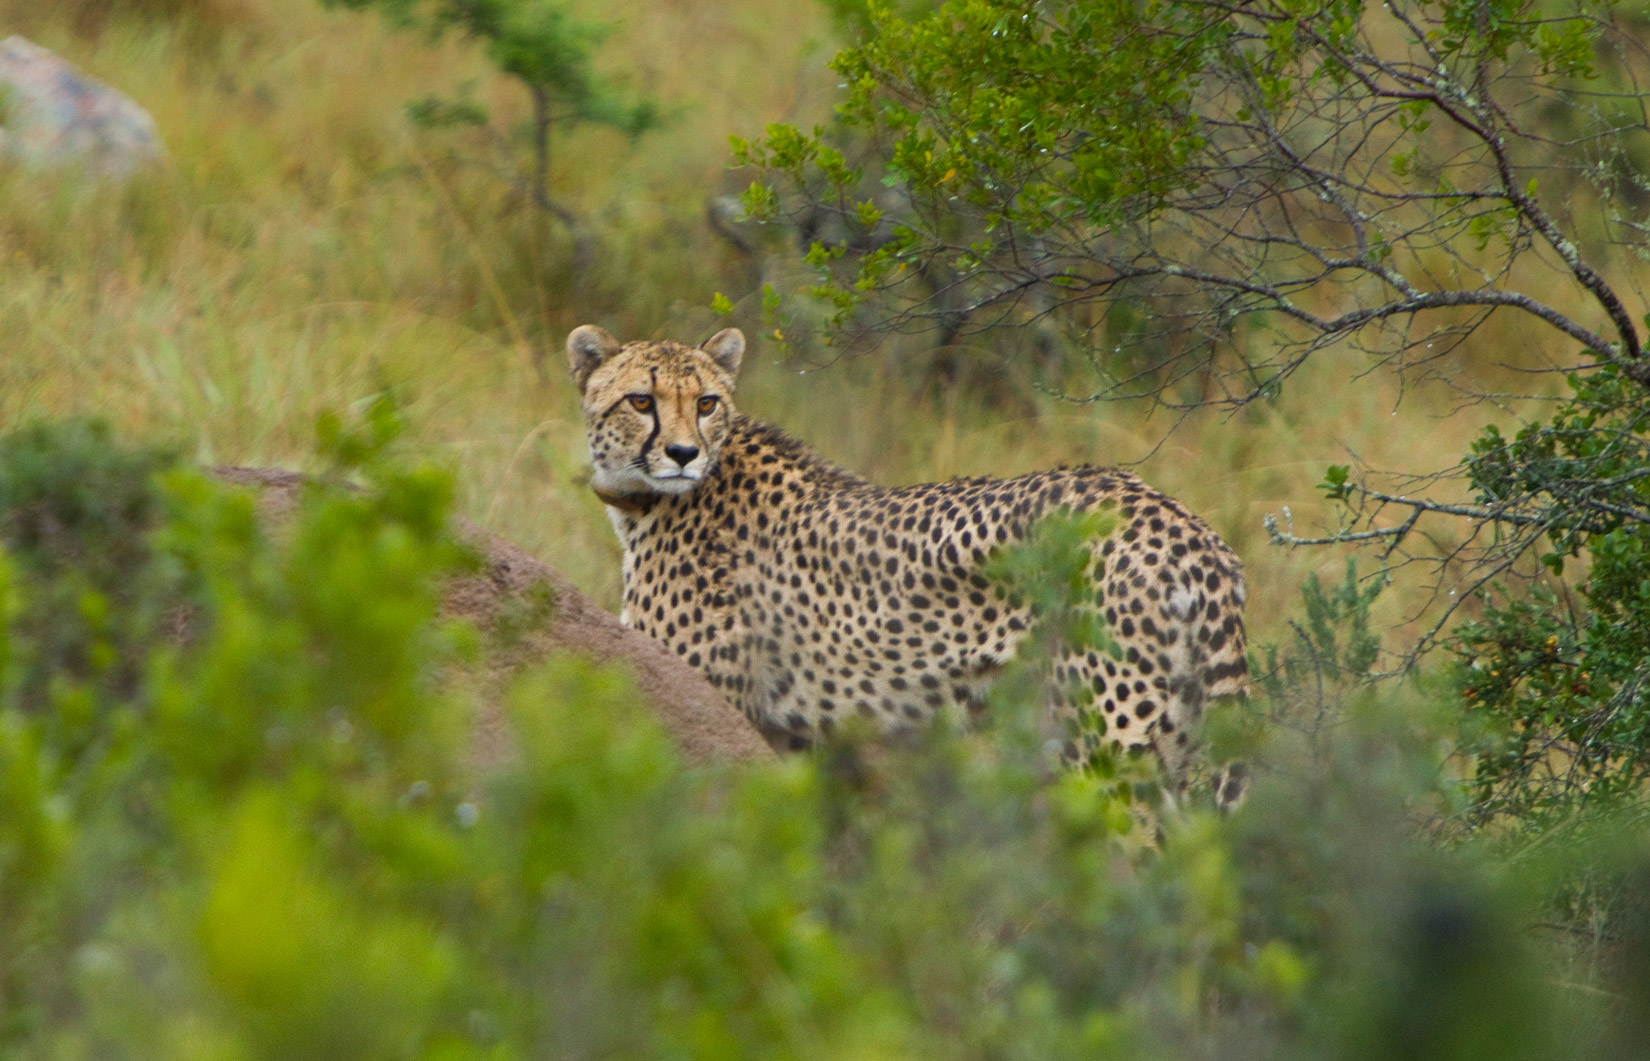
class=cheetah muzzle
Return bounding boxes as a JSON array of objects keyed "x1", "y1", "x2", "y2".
[{"x1": 568, "y1": 324, "x2": 1250, "y2": 809}]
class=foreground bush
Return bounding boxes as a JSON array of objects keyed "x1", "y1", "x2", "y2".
[{"x1": 1, "y1": 418, "x2": 1648, "y2": 1059}]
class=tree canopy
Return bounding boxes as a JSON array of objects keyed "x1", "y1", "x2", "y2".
[{"x1": 745, "y1": 0, "x2": 1646, "y2": 383}]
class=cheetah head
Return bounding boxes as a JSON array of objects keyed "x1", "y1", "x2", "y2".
[{"x1": 567, "y1": 325, "x2": 745, "y2": 499}]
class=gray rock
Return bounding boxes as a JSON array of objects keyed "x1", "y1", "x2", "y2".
[{"x1": 0, "y1": 35, "x2": 164, "y2": 179}]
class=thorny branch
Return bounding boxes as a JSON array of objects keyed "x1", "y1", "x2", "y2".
[{"x1": 788, "y1": 1, "x2": 1650, "y2": 398}]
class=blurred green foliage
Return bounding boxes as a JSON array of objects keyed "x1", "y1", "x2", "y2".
[
  {"x1": 320, "y1": 0, "x2": 658, "y2": 135},
  {"x1": 319, "y1": 0, "x2": 660, "y2": 255},
  {"x1": 1, "y1": 419, "x2": 1649, "y2": 1058}
]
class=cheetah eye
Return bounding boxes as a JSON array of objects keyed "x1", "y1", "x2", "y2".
[
  {"x1": 696, "y1": 395, "x2": 720, "y2": 416},
  {"x1": 627, "y1": 394, "x2": 655, "y2": 413}
]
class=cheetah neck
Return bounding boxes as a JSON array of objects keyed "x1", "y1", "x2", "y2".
[
  {"x1": 605, "y1": 415, "x2": 868, "y2": 550},
  {"x1": 714, "y1": 416, "x2": 869, "y2": 493},
  {"x1": 591, "y1": 485, "x2": 655, "y2": 514}
]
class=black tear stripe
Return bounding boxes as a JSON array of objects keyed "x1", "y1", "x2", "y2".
[
  {"x1": 638, "y1": 367, "x2": 661, "y2": 462},
  {"x1": 693, "y1": 373, "x2": 712, "y2": 452}
]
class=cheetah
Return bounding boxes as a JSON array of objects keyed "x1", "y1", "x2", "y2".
[{"x1": 568, "y1": 325, "x2": 1249, "y2": 805}]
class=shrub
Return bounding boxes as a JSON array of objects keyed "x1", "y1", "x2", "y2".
[
  {"x1": 1453, "y1": 362, "x2": 1650, "y2": 827},
  {"x1": 2, "y1": 416, "x2": 1648, "y2": 1058}
]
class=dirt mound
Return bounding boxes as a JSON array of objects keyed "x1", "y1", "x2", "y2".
[{"x1": 213, "y1": 467, "x2": 774, "y2": 767}]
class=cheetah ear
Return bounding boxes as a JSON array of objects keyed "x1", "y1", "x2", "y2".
[
  {"x1": 567, "y1": 325, "x2": 622, "y2": 393},
  {"x1": 700, "y1": 328, "x2": 745, "y2": 382}
]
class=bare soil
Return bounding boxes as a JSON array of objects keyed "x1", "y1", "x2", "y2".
[{"x1": 213, "y1": 467, "x2": 775, "y2": 767}]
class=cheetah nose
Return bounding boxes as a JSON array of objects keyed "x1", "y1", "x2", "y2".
[{"x1": 664, "y1": 443, "x2": 700, "y2": 467}]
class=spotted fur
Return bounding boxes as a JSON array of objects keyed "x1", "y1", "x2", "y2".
[{"x1": 569, "y1": 325, "x2": 1249, "y2": 803}]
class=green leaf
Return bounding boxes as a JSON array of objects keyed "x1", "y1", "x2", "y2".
[{"x1": 1319, "y1": 464, "x2": 1352, "y2": 502}]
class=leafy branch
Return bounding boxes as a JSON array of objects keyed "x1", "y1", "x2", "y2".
[{"x1": 323, "y1": 0, "x2": 662, "y2": 273}]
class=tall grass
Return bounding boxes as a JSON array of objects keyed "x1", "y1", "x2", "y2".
[{"x1": 0, "y1": 0, "x2": 1571, "y2": 646}]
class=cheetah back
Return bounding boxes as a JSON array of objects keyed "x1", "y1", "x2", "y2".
[{"x1": 619, "y1": 419, "x2": 1247, "y2": 779}]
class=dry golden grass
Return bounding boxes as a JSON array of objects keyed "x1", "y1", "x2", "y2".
[{"x1": 0, "y1": 0, "x2": 1593, "y2": 655}]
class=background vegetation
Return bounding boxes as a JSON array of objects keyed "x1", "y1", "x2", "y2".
[{"x1": 0, "y1": 0, "x2": 1647, "y2": 1055}]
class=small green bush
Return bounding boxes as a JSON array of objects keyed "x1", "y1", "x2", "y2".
[{"x1": 1455, "y1": 363, "x2": 1650, "y2": 827}]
